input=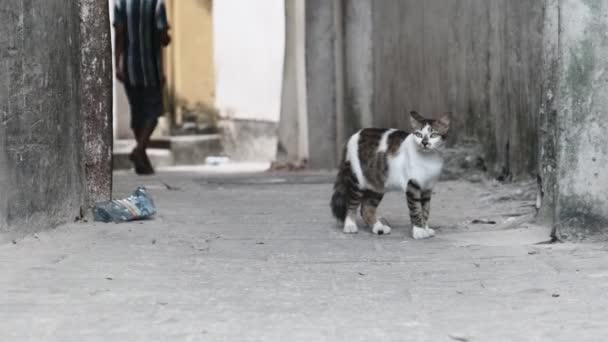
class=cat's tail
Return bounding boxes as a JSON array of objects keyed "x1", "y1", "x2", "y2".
[{"x1": 331, "y1": 148, "x2": 355, "y2": 222}]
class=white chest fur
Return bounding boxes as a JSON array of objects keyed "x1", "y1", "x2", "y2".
[{"x1": 385, "y1": 135, "x2": 443, "y2": 191}]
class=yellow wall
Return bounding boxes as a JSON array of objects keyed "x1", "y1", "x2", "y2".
[{"x1": 165, "y1": 0, "x2": 215, "y2": 125}]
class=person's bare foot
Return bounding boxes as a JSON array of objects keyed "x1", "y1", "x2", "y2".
[
  {"x1": 141, "y1": 150, "x2": 155, "y2": 174},
  {"x1": 130, "y1": 149, "x2": 154, "y2": 175}
]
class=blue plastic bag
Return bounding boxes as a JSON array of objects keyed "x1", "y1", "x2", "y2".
[{"x1": 93, "y1": 187, "x2": 156, "y2": 223}]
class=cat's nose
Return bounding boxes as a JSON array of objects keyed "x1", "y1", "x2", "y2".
[{"x1": 422, "y1": 140, "x2": 429, "y2": 147}]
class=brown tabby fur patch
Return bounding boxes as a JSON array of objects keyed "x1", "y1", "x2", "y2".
[{"x1": 356, "y1": 129, "x2": 410, "y2": 191}]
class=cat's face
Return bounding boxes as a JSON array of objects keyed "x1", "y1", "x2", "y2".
[{"x1": 409, "y1": 111, "x2": 451, "y2": 152}]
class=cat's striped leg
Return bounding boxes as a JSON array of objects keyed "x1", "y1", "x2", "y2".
[
  {"x1": 421, "y1": 190, "x2": 435, "y2": 237},
  {"x1": 406, "y1": 181, "x2": 433, "y2": 239},
  {"x1": 361, "y1": 190, "x2": 390, "y2": 235},
  {"x1": 343, "y1": 185, "x2": 363, "y2": 234}
]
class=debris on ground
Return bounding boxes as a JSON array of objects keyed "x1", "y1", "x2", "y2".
[
  {"x1": 93, "y1": 187, "x2": 156, "y2": 223},
  {"x1": 161, "y1": 182, "x2": 181, "y2": 191},
  {"x1": 448, "y1": 332, "x2": 470, "y2": 341},
  {"x1": 205, "y1": 156, "x2": 230, "y2": 166},
  {"x1": 472, "y1": 219, "x2": 497, "y2": 224}
]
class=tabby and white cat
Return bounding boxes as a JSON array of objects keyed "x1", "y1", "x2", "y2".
[{"x1": 330, "y1": 111, "x2": 450, "y2": 239}]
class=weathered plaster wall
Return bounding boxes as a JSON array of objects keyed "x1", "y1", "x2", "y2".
[
  {"x1": 109, "y1": 0, "x2": 133, "y2": 140},
  {"x1": 213, "y1": 0, "x2": 284, "y2": 123},
  {"x1": 541, "y1": 0, "x2": 608, "y2": 239},
  {"x1": 538, "y1": 0, "x2": 560, "y2": 229},
  {"x1": 81, "y1": 0, "x2": 113, "y2": 208},
  {"x1": 305, "y1": 0, "x2": 339, "y2": 169},
  {"x1": 304, "y1": 0, "x2": 544, "y2": 175},
  {"x1": 1, "y1": 1, "x2": 111, "y2": 240},
  {"x1": 343, "y1": 0, "x2": 373, "y2": 135},
  {"x1": 165, "y1": 0, "x2": 215, "y2": 125},
  {"x1": 370, "y1": 0, "x2": 544, "y2": 177},
  {"x1": 278, "y1": 0, "x2": 308, "y2": 163},
  {"x1": 213, "y1": 0, "x2": 284, "y2": 161},
  {"x1": 220, "y1": 119, "x2": 278, "y2": 161}
]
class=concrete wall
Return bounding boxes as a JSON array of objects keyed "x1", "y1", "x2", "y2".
[
  {"x1": 165, "y1": 0, "x2": 216, "y2": 125},
  {"x1": 540, "y1": 0, "x2": 608, "y2": 239},
  {"x1": 305, "y1": 0, "x2": 544, "y2": 175},
  {"x1": 213, "y1": 0, "x2": 284, "y2": 123},
  {"x1": 277, "y1": 0, "x2": 308, "y2": 163},
  {"x1": 305, "y1": 0, "x2": 339, "y2": 169},
  {"x1": 0, "y1": 1, "x2": 85, "y2": 239},
  {"x1": 213, "y1": 0, "x2": 285, "y2": 161},
  {"x1": 343, "y1": 0, "x2": 373, "y2": 133},
  {"x1": 109, "y1": 0, "x2": 132, "y2": 140},
  {"x1": 81, "y1": 0, "x2": 113, "y2": 207},
  {"x1": 372, "y1": 0, "x2": 544, "y2": 176}
]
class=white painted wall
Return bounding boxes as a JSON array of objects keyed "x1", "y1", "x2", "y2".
[
  {"x1": 213, "y1": 0, "x2": 285, "y2": 122},
  {"x1": 109, "y1": 0, "x2": 132, "y2": 140}
]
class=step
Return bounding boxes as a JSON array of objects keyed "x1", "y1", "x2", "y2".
[
  {"x1": 112, "y1": 134, "x2": 223, "y2": 170},
  {"x1": 113, "y1": 140, "x2": 174, "y2": 171},
  {"x1": 170, "y1": 134, "x2": 223, "y2": 165}
]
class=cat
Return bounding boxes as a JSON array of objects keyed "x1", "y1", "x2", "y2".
[{"x1": 330, "y1": 111, "x2": 450, "y2": 239}]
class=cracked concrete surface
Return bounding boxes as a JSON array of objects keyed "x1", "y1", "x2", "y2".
[{"x1": 1, "y1": 169, "x2": 607, "y2": 341}]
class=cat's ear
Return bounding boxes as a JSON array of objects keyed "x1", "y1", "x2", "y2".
[
  {"x1": 409, "y1": 111, "x2": 425, "y2": 131},
  {"x1": 435, "y1": 112, "x2": 451, "y2": 134}
]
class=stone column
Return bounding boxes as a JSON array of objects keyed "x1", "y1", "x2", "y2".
[
  {"x1": 278, "y1": 0, "x2": 309, "y2": 163},
  {"x1": 541, "y1": 0, "x2": 608, "y2": 239},
  {"x1": 305, "y1": 0, "x2": 339, "y2": 169},
  {"x1": 80, "y1": 0, "x2": 113, "y2": 208}
]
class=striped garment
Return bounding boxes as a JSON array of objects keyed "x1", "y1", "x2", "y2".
[{"x1": 113, "y1": 0, "x2": 170, "y2": 87}]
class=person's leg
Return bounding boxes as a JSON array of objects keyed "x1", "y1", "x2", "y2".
[
  {"x1": 134, "y1": 118, "x2": 158, "y2": 152},
  {"x1": 133, "y1": 87, "x2": 163, "y2": 174},
  {"x1": 129, "y1": 125, "x2": 150, "y2": 175},
  {"x1": 134, "y1": 119, "x2": 157, "y2": 174},
  {"x1": 132, "y1": 126, "x2": 143, "y2": 143},
  {"x1": 125, "y1": 85, "x2": 153, "y2": 174}
]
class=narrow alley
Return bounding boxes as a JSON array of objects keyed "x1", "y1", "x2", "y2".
[{"x1": 2, "y1": 169, "x2": 606, "y2": 341}]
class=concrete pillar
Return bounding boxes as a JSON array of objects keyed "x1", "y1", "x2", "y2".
[
  {"x1": 80, "y1": 0, "x2": 113, "y2": 207},
  {"x1": 305, "y1": 0, "x2": 339, "y2": 169},
  {"x1": 0, "y1": 1, "x2": 85, "y2": 239},
  {"x1": 541, "y1": 0, "x2": 608, "y2": 239},
  {"x1": 278, "y1": 0, "x2": 308, "y2": 163},
  {"x1": 344, "y1": 0, "x2": 373, "y2": 132},
  {"x1": 537, "y1": 0, "x2": 560, "y2": 229}
]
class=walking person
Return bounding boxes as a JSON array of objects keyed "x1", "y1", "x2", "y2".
[{"x1": 113, "y1": 0, "x2": 171, "y2": 174}]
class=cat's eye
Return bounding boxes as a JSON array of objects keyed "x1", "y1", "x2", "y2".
[
  {"x1": 430, "y1": 133, "x2": 440, "y2": 138},
  {"x1": 414, "y1": 132, "x2": 423, "y2": 138}
]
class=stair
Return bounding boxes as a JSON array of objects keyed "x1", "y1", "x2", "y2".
[{"x1": 112, "y1": 134, "x2": 223, "y2": 170}]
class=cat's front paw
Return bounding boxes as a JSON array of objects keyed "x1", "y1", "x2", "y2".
[
  {"x1": 412, "y1": 225, "x2": 434, "y2": 239},
  {"x1": 372, "y1": 221, "x2": 391, "y2": 235},
  {"x1": 425, "y1": 225, "x2": 436, "y2": 236},
  {"x1": 343, "y1": 217, "x2": 358, "y2": 234}
]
